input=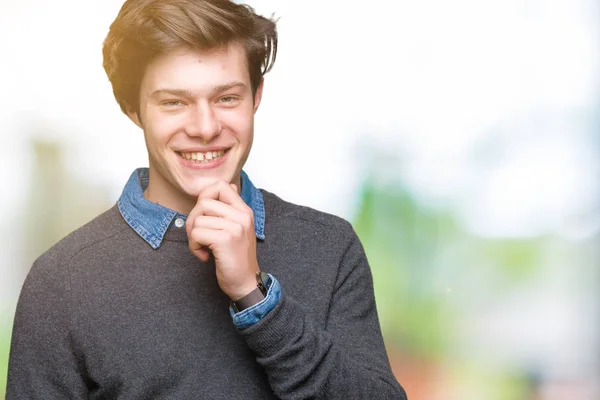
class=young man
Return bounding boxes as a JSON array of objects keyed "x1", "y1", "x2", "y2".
[{"x1": 7, "y1": 1, "x2": 406, "y2": 399}]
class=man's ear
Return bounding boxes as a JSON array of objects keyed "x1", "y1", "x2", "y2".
[
  {"x1": 126, "y1": 108, "x2": 143, "y2": 129},
  {"x1": 253, "y1": 78, "x2": 264, "y2": 113}
]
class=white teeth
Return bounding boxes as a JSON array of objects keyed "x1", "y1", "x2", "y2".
[{"x1": 180, "y1": 150, "x2": 225, "y2": 163}]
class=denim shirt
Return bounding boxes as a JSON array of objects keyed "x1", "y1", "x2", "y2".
[{"x1": 117, "y1": 167, "x2": 280, "y2": 329}]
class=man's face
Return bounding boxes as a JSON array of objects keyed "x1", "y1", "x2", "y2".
[{"x1": 130, "y1": 43, "x2": 262, "y2": 212}]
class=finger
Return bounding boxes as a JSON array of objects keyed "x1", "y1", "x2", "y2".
[
  {"x1": 185, "y1": 199, "x2": 238, "y2": 236},
  {"x1": 198, "y1": 180, "x2": 248, "y2": 212},
  {"x1": 195, "y1": 246, "x2": 211, "y2": 262},
  {"x1": 190, "y1": 217, "x2": 245, "y2": 250},
  {"x1": 189, "y1": 227, "x2": 228, "y2": 252},
  {"x1": 189, "y1": 217, "x2": 246, "y2": 253},
  {"x1": 195, "y1": 198, "x2": 251, "y2": 225},
  {"x1": 191, "y1": 215, "x2": 241, "y2": 232},
  {"x1": 186, "y1": 180, "x2": 252, "y2": 237}
]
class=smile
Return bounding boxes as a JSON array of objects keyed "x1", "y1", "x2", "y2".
[{"x1": 177, "y1": 149, "x2": 228, "y2": 163}]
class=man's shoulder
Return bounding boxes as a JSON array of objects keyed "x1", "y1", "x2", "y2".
[
  {"x1": 32, "y1": 204, "x2": 128, "y2": 273},
  {"x1": 260, "y1": 188, "x2": 356, "y2": 239}
]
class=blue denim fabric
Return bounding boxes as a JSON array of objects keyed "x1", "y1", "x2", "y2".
[
  {"x1": 117, "y1": 167, "x2": 278, "y2": 328},
  {"x1": 117, "y1": 169, "x2": 183, "y2": 249},
  {"x1": 240, "y1": 170, "x2": 265, "y2": 240},
  {"x1": 229, "y1": 273, "x2": 281, "y2": 329},
  {"x1": 118, "y1": 168, "x2": 265, "y2": 248}
]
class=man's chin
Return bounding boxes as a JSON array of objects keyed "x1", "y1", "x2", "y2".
[{"x1": 184, "y1": 176, "x2": 231, "y2": 196}]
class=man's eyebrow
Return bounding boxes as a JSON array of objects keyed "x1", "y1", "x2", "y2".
[
  {"x1": 211, "y1": 81, "x2": 246, "y2": 94},
  {"x1": 149, "y1": 88, "x2": 194, "y2": 99}
]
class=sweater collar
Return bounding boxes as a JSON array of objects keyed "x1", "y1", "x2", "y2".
[{"x1": 117, "y1": 167, "x2": 265, "y2": 249}]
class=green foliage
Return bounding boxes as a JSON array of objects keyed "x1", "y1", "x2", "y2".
[
  {"x1": 351, "y1": 174, "x2": 546, "y2": 362},
  {"x1": 0, "y1": 321, "x2": 11, "y2": 399},
  {"x1": 474, "y1": 239, "x2": 545, "y2": 282},
  {"x1": 443, "y1": 361, "x2": 534, "y2": 400},
  {"x1": 352, "y1": 179, "x2": 458, "y2": 358}
]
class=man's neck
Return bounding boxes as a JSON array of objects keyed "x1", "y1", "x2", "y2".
[{"x1": 144, "y1": 185, "x2": 196, "y2": 215}]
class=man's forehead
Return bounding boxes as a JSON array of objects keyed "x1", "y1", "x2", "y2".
[{"x1": 141, "y1": 45, "x2": 250, "y2": 96}]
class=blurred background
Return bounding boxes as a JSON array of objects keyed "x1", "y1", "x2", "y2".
[{"x1": 1, "y1": 0, "x2": 599, "y2": 398}]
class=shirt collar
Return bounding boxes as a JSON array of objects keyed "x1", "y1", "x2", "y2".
[{"x1": 118, "y1": 167, "x2": 265, "y2": 249}]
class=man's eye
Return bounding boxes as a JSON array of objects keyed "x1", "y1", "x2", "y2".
[
  {"x1": 219, "y1": 96, "x2": 238, "y2": 104},
  {"x1": 162, "y1": 100, "x2": 185, "y2": 107}
]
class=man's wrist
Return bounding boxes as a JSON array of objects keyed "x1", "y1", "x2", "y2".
[
  {"x1": 231, "y1": 287, "x2": 265, "y2": 312},
  {"x1": 229, "y1": 274, "x2": 280, "y2": 329},
  {"x1": 230, "y1": 271, "x2": 270, "y2": 313},
  {"x1": 229, "y1": 282, "x2": 260, "y2": 302},
  {"x1": 225, "y1": 268, "x2": 261, "y2": 301}
]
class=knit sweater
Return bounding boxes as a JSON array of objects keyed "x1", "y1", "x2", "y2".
[{"x1": 7, "y1": 189, "x2": 407, "y2": 400}]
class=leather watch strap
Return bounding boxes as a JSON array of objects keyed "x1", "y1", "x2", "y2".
[{"x1": 232, "y1": 287, "x2": 266, "y2": 312}]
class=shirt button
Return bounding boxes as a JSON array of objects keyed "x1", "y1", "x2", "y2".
[{"x1": 174, "y1": 218, "x2": 185, "y2": 228}]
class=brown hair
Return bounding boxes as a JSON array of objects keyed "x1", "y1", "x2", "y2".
[{"x1": 102, "y1": 0, "x2": 277, "y2": 115}]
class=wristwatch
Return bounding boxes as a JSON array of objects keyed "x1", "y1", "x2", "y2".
[{"x1": 231, "y1": 271, "x2": 269, "y2": 313}]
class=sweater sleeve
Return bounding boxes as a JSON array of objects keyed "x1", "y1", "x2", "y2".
[
  {"x1": 239, "y1": 231, "x2": 407, "y2": 400},
  {"x1": 6, "y1": 258, "x2": 89, "y2": 399}
]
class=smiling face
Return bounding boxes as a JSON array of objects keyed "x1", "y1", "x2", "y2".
[{"x1": 129, "y1": 43, "x2": 263, "y2": 214}]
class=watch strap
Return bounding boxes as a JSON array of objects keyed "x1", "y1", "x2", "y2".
[
  {"x1": 232, "y1": 287, "x2": 266, "y2": 312},
  {"x1": 231, "y1": 271, "x2": 269, "y2": 313}
]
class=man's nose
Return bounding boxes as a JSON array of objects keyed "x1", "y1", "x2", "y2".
[{"x1": 186, "y1": 104, "x2": 220, "y2": 142}]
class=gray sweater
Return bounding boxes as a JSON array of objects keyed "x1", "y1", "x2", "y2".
[{"x1": 7, "y1": 189, "x2": 407, "y2": 399}]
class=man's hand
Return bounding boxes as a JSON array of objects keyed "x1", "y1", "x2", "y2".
[{"x1": 186, "y1": 180, "x2": 259, "y2": 301}]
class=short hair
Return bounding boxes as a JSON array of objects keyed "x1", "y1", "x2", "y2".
[{"x1": 102, "y1": 0, "x2": 278, "y2": 115}]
